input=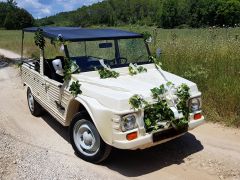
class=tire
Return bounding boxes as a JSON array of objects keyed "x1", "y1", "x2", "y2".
[
  {"x1": 69, "y1": 113, "x2": 112, "y2": 163},
  {"x1": 27, "y1": 88, "x2": 43, "y2": 117}
]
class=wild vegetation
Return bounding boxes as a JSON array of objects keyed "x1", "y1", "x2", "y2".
[
  {"x1": 0, "y1": 26, "x2": 239, "y2": 127},
  {"x1": 0, "y1": 0, "x2": 34, "y2": 30},
  {"x1": 38, "y1": 0, "x2": 240, "y2": 28}
]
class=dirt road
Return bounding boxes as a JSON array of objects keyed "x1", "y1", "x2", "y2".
[{"x1": 0, "y1": 61, "x2": 240, "y2": 180}]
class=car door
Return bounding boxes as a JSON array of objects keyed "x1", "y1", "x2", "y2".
[
  {"x1": 44, "y1": 77, "x2": 71, "y2": 123},
  {"x1": 22, "y1": 64, "x2": 47, "y2": 105},
  {"x1": 33, "y1": 72, "x2": 48, "y2": 104}
]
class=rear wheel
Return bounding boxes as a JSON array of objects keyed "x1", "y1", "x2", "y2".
[
  {"x1": 69, "y1": 113, "x2": 111, "y2": 163},
  {"x1": 27, "y1": 88, "x2": 43, "y2": 117}
]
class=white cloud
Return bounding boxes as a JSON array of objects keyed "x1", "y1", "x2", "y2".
[
  {"x1": 55, "y1": 0, "x2": 102, "y2": 12},
  {"x1": 0, "y1": 0, "x2": 103, "y2": 18},
  {"x1": 16, "y1": 0, "x2": 53, "y2": 18}
]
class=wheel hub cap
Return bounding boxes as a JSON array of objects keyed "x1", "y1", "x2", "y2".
[
  {"x1": 73, "y1": 121, "x2": 100, "y2": 157},
  {"x1": 82, "y1": 131, "x2": 93, "y2": 146}
]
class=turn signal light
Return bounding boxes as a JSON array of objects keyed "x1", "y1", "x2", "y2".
[
  {"x1": 194, "y1": 113, "x2": 202, "y2": 120},
  {"x1": 126, "y1": 132, "x2": 138, "y2": 141}
]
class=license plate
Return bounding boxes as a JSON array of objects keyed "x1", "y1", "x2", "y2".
[{"x1": 152, "y1": 127, "x2": 187, "y2": 143}]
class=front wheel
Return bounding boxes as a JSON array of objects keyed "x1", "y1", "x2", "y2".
[
  {"x1": 69, "y1": 113, "x2": 111, "y2": 163},
  {"x1": 27, "y1": 88, "x2": 43, "y2": 117}
]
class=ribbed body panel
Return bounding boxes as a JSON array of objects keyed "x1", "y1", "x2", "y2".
[{"x1": 22, "y1": 64, "x2": 72, "y2": 126}]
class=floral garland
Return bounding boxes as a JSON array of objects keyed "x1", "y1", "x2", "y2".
[
  {"x1": 63, "y1": 57, "x2": 73, "y2": 81},
  {"x1": 97, "y1": 60, "x2": 120, "y2": 79},
  {"x1": 98, "y1": 68, "x2": 120, "y2": 79},
  {"x1": 34, "y1": 29, "x2": 45, "y2": 50},
  {"x1": 129, "y1": 82, "x2": 190, "y2": 132},
  {"x1": 69, "y1": 80, "x2": 82, "y2": 97},
  {"x1": 128, "y1": 63, "x2": 147, "y2": 76}
]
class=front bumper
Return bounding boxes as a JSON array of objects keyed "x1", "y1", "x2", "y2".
[{"x1": 112, "y1": 116, "x2": 205, "y2": 150}]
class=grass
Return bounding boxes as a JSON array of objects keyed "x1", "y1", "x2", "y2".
[
  {"x1": 0, "y1": 30, "x2": 61, "y2": 58},
  {"x1": 0, "y1": 27, "x2": 239, "y2": 127}
]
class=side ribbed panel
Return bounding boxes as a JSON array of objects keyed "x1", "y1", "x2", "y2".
[{"x1": 22, "y1": 64, "x2": 72, "y2": 126}]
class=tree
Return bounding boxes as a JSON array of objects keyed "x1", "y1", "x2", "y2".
[
  {"x1": 37, "y1": 0, "x2": 240, "y2": 28},
  {"x1": 4, "y1": 8, "x2": 34, "y2": 29},
  {"x1": 7, "y1": 0, "x2": 17, "y2": 7}
]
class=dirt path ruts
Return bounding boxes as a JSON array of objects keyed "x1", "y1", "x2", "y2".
[{"x1": 0, "y1": 50, "x2": 240, "y2": 180}]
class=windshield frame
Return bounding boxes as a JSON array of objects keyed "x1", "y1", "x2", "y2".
[{"x1": 64, "y1": 38, "x2": 151, "y2": 72}]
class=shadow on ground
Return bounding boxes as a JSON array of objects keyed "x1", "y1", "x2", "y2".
[
  {"x1": 41, "y1": 112, "x2": 70, "y2": 143},
  {"x1": 40, "y1": 111, "x2": 203, "y2": 177},
  {"x1": 103, "y1": 132, "x2": 203, "y2": 177}
]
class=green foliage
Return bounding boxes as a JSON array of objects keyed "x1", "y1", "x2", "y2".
[
  {"x1": 0, "y1": 1, "x2": 34, "y2": 30},
  {"x1": 63, "y1": 57, "x2": 73, "y2": 81},
  {"x1": 37, "y1": 0, "x2": 240, "y2": 28},
  {"x1": 176, "y1": 84, "x2": 190, "y2": 117},
  {"x1": 129, "y1": 95, "x2": 148, "y2": 110},
  {"x1": 62, "y1": 57, "x2": 80, "y2": 81},
  {"x1": 129, "y1": 82, "x2": 190, "y2": 132},
  {"x1": 137, "y1": 66, "x2": 148, "y2": 73},
  {"x1": 151, "y1": 84, "x2": 166, "y2": 100},
  {"x1": 128, "y1": 63, "x2": 147, "y2": 76},
  {"x1": 34, "y1": 29, "x2": 45, "y2": 50},
  {"x1": 69, "y1": 80, "x2": 82, "y2": 97},
  {"x1": 98, "y1": 68, "x2": 120, "y2": 79},
  {"x1": 142, "y1": 31, "x2": 152, "y2": 42}
]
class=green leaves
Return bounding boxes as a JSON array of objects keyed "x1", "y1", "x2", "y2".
[
  {"x1": 98, "y1": 68, "x2": 119, "y2": 79},
  {"x1": 176, "y1": 83, "x2": 190, "y2": 117},
  {"x1": 63, "y1": 57, "x2": 72, "y2": 81},
  {"x1": 129, "y1": 83, "x2": 190, "y2": 132},
  {"x1": 151, "y1": 84, "x2": 167, "y2": 100},
  {"x1": 129, "y1": 95, "x2": 148, "y2": 110},
  {"x1": 69, "y1": 80, "x2": 82, "y2": 97},
  {"x1": 142, "y1": 31, "x2": 152, "y2": 42},
  {"x1": 34, "y1": 29, "x2": 45, "y2": 50},
  {"x1": 171, "y1": 118, "x2": 189, "y2": 130},
  {"x1": 128, "y1": 63, "x2": 147, "y2": 76}
]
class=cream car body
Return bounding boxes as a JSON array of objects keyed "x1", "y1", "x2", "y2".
[{"x1": 21, "y1": 27, "x2": 204, "y2": 162}]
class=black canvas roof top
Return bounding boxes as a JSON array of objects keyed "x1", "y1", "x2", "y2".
[{"x1": 23, "y1": 27, "x2": 143, "y2": 41}]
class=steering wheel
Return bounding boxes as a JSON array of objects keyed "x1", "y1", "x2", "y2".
[{"x1": 118, "y1": 57, "x2": 128, "y2": 64}]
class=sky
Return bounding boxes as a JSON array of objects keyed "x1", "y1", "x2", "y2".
[{"x1": 0, "y1": 0, "x2": 103, "y2": 19}]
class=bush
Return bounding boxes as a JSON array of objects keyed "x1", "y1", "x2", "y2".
[{"x1": 4, "y1": 8, "x2": 34, "y2": 30}]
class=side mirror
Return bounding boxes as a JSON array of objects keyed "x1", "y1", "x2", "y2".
[{"x1": 156, "y1": 48, "x2": 162, "y2": 58}]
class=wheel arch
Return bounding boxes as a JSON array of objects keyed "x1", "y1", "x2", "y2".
[
  {"x1": 65, "y1": 98, "x2": 94, "y2": 126},
  {"x1": 65, "y1": 97, "x2": 113, "y2": 146},
  {"x1": 24, "y1": 83, "x2": 33, "y2": 92}
]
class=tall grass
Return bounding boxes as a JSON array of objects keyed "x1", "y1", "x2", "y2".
[
  {"x1": 0, "y1": 27, "x2": 239, "y2": 126},
  {"x1": 122, "y1": 26, "x2": 240, "y2": 127},
  {"x1": 0, "y1": 30, "x2": 60, "y2": 58}
]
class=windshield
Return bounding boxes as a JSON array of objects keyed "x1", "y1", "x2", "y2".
[{"x1": 67, "y1": 38, "x2": 150, "y2": 72}]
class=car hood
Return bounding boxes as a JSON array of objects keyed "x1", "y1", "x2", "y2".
[{"x1": 71, "y1": 64, "x2": 199, "y2": 111}]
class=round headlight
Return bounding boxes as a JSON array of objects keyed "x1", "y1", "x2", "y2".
[
  {"x1": 190, "y1": 98, "x2": 201, "y2": 112},
  {"x1": 121, "y1": 114, "x2": 137, "y2": 132}
]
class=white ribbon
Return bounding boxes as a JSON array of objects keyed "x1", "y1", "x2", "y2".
[{"x1": 99, "y1": 59, "x2": 111, "y2": 70}]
